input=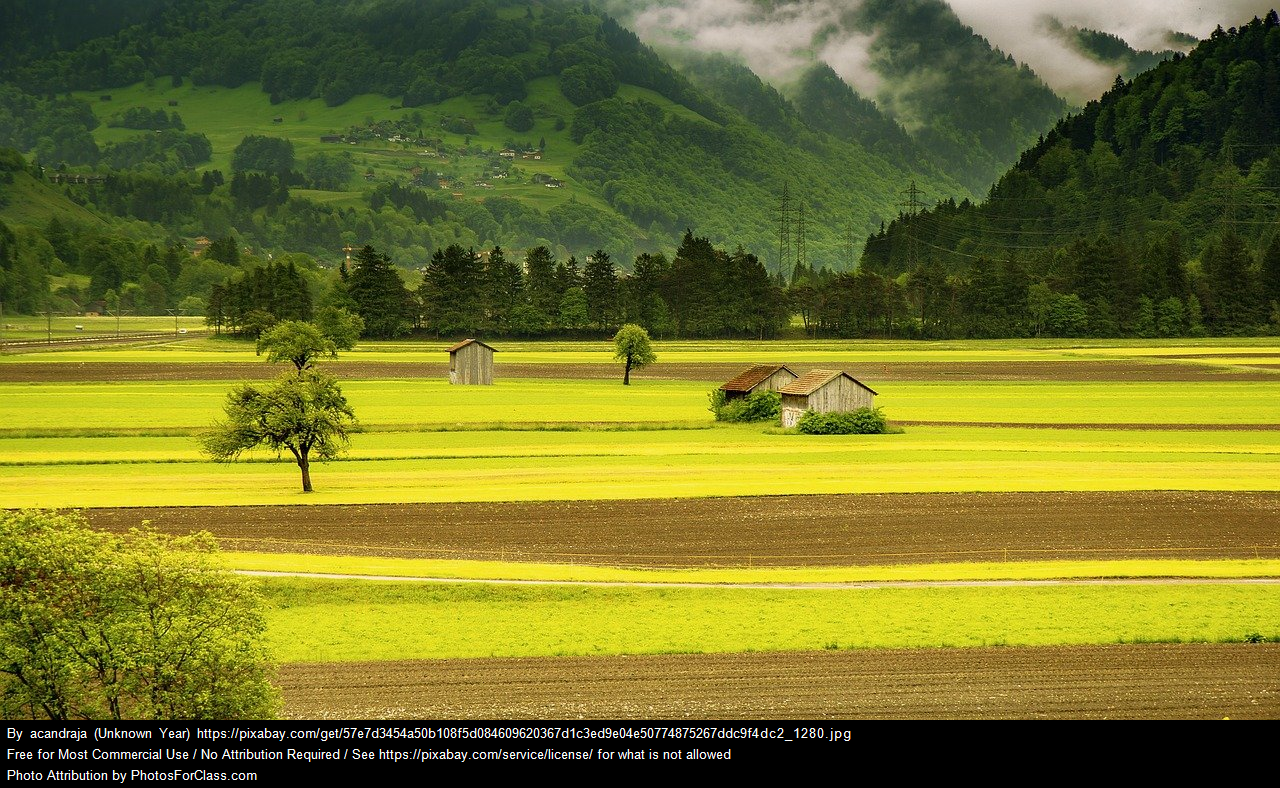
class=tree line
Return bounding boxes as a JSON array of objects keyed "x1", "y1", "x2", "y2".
[{"x1": 208, "y1": 231, "x2": 789, "y2": 340}]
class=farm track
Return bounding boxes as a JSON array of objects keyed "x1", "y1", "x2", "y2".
[
  {"x1": 2, "y1": 359, "x2": 1279, "y2": 382},
  {"x1": 83, "y1": 490, "x2": 1280, "y2": 567},
  {"x1": 0, "y1": 333, "x2": 204, "y2": 353},
  {"x1": 275, "y1": 643, "x2": 1280, "y2": 720}
]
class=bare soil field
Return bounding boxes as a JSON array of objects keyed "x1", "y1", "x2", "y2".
[
  {"x1": 3, "y1": 359, "x2": 1277, "y2": 382},
  {"x1": 83, "y1": 492, "x2": 1280, "y2": 720},
  {"x1": 83, "y1": 490, "x2": 1280, "y2": 566},
  {"x1": 276, "y1": 643, "x2": 1280, "y2": 720}
]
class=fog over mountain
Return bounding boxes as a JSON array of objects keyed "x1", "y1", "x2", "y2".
[
  {"x1": 605, "y1": 0, "x2": 1278, "y2": 106},
  {"x1": 947, "y1": 0, "x2": 1275, "y2": 102}
]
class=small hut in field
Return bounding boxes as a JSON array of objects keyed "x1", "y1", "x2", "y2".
[
  {"x1": 447, "y1": 339, "x2": 497, "y2": 385},
  {"x1": 779, "y1": 370, "x2": 877, "y2": 428},
  {"x1": 718, "y1": 364, "x2": 799, "y2": 401}
]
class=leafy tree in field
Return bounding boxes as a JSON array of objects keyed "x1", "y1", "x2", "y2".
[
  {"x1": 612, "y1": 323, "x2": 655, "y2": 385},
  {"x1": 255, "y1": 320, "x2": 337, "y2": 371},
  {"x1": 314, "y1": 305, "x2": 365, "y2": 350},
  {"x1": 0, "y1": 509, "x2": 280, "y2": 720},
  {"x1": 240, "y1": 308, "x2": 278, "y2": 339},
  {"x1": 201, "y1": 369, "x2": 356, "y2": 493},
  {"x1": 177, "y1": 295, "x2": 205, "y2": 316}
]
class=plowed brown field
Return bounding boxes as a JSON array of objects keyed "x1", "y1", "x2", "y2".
[
  {"x1": 84, "y1": 490, "x2": 1280, "y2": 566},
  {"x1": 276, "y1": 643, "x2": 1280, "y2": 720},
  {"x1": 3, "y1": 359, "x2": 1277, "y2": 382}
]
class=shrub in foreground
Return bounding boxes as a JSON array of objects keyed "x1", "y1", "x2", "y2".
[
  {"x1": 796, "y1": 407, "x2": 889, "y2": 434},
  {"x1": 708, "y1": 389, "x2": 781, "y2": 422},
  {"x1": 0, "y1": 509, "x2": 280, "y2": 720}
]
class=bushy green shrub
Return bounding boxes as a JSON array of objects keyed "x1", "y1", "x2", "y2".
[
  {"x1": 796, "y1": 407, "x2": 888, "y2": 434},
  {"x1": 708, "y1": 388, "x2": 781, "y2": 423}
]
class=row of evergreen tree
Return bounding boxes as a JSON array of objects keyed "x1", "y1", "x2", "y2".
[{"x1": 206, "y1": 232, "x2": 790, "y2": 340}]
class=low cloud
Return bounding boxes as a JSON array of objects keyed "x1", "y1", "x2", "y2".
[
  {"x1": 608, "y1": 1, "x2": 1277, "y2": 107},
  {"x1": 946, "y1": 0, "x2": 1275, "y2": 102}
]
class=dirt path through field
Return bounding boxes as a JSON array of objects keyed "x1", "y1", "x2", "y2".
[
  {"x1": 3, "y1": 359, "x2": 1277, "y2": 382},
  {"x1": 84, "y1": 490, "x2": 1280, "y2": 567},
  {"x1": 276, "y1": 643, "x2": 1280, "y2": 720}
]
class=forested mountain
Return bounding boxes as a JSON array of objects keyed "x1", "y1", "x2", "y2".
[
  {"x1": 0, "y1": 0, "x2": 966, "y2": 267},
  {"x1": 1042, "y1": 17, "x2": 1186, "y2": 81},
  {"x1": 817, "y1": 14, "x2": 1280, "y2": 339},
  {"x1": 605, "y1": 0, "x2": 1070, "y2": 195},
  {"x1": 0, "y1": 0, "x2": 965, "y2": 338}
]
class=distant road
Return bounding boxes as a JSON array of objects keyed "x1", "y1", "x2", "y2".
[{"x1": 0, "y1": 331, "x2": 205, "y2": 352}]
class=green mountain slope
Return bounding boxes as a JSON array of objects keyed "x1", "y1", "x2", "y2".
[
  {"x1": 0, "y1": 0, "x2": 969, "y2": 273},
  {"x1": 603, "y1": 0, "x2": 1070, "y2": 195},
  {"x1": 853, "y1": 12, "x2": 1280, "y2": 338},
  {"x1": 1042, "y1": 17, "x2": 1189, "y2": 81}
]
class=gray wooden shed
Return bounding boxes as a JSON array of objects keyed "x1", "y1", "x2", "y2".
[
  {"x1": 718, "y1": 364, "x2": 799, "y2": 400},
  {"x1": 779, "y1": 369, "x2": 878, "y2": 428},
  {"x1": 447, "y1": 338, "x2": 497, "y2": 385}
]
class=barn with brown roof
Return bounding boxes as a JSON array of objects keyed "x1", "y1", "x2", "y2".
[
  {"x1": 718, "y1": 364, "x2": 799, "y2": 400},
  {"x1": 447, "y1": 338, "x2": 496, "y2": 385},
  {"x1": 779, "y1": 370, "x2": 878, "y2": 428}
]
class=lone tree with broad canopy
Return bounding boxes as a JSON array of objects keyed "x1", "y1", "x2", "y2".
[
  {"x1": 203, "y1": 320, "x2": 357, "y2": 492},
  {"x1": 256, "y1": 319, "x2": 338, "y2": 370},
  {"x1": 613, "y1": 323, "x2": 656, "y2": 385},
  {"x1": 0, "y1": 509, "x2": 280, "y2": 720}
]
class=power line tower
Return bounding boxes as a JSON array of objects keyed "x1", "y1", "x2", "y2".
[
  {"x1": 775, "y1": 181, "x2": 792, "y2": 282},
  {"x1": 898, "y1": 181, "x2": 926, "y2": 269}
]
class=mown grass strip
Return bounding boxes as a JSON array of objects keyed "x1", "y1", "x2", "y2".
[
  {"x1": 4, "y1": 449, "x2": 1276, "y2": 507},
  {"x1": 4, "y1": 379, "x2": 1277, "y2": 432},
  {"x1": 223, "y1": 552, "x2": 1280, "y2": 584},
  {"x1": 258, "y1": 578, "x2": 1280, "y2": 662}
]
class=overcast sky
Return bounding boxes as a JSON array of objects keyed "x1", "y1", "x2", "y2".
[{"x1": 613, "y1": 1, "x2": 1277, "y2": 104}]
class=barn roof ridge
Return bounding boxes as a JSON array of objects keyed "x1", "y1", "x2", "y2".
[
  {"x1": 780, "y1": 369, "x2": 878, "y2": 396},
  {"x1": 718, "y1": 363, "x2": 798, "y2": 392},
  {"x1": 446, "y1": 338, "x2": 498, "y2": 353}
]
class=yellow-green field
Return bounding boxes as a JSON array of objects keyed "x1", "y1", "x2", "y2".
[
  {"x1": 2, "y1": 378, "x2": 1277, "y2": 432},
  {"x1": 2, "y1": 424, "x2": 1277, "y2": 508},
  {"x1": 260, "y1": 579, "x2": 1280, "y2": 662},
  {"x1": 4, "y1": 336, "x2": 1278, "y2": 670},
  {"x1": 7, "y1": 331, "x2": 1280, "y2": 364}
]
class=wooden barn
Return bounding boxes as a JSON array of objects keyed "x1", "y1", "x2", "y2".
[
  {"x1": 778, "y1": 370, "x2": 878, "y2": 428},
  {"x1": 448, "y1": 338, "x2": 496, "y2": 385},
  {"x1": 719, "y1": 364, "x2": 799, "y2": 401}
]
